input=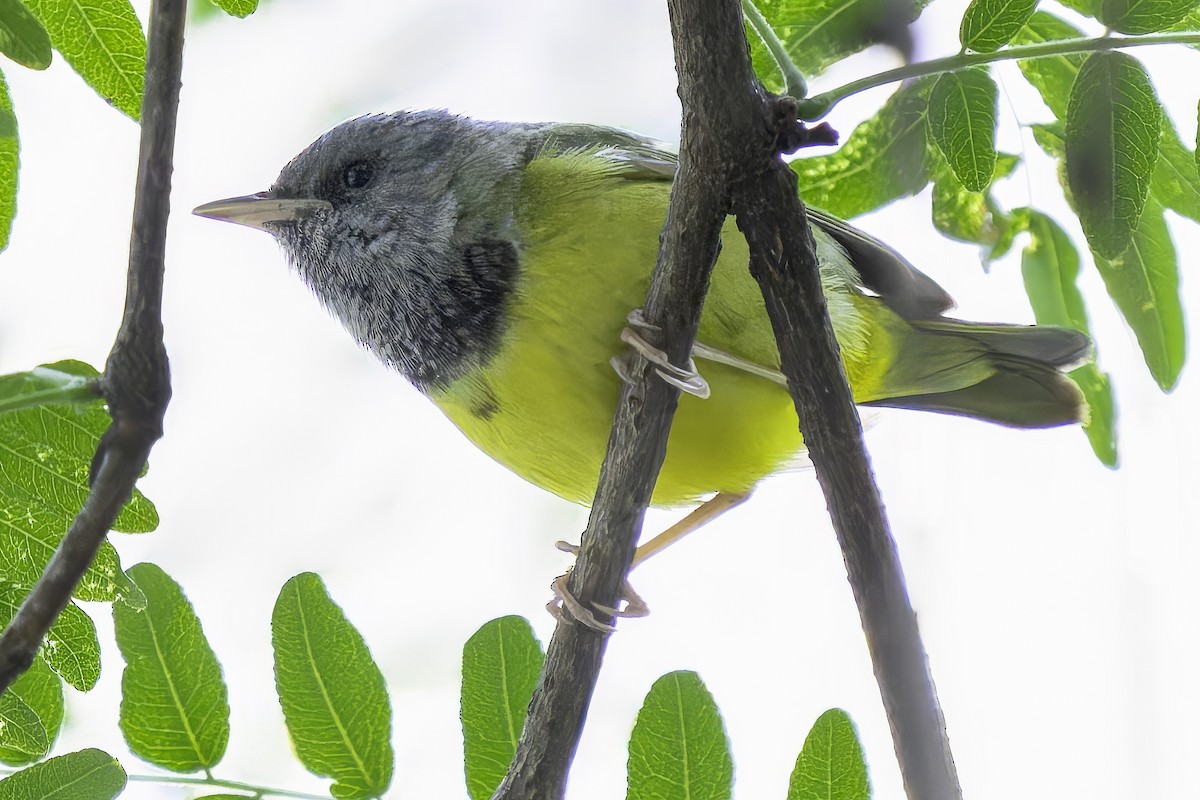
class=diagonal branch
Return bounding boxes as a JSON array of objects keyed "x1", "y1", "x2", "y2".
[
  {"x1": 736, "y1": 175, "x2": 962, "y2": 800},
  {"x1": 489, "y1": 4, "x2": 768, "y2": 800},
  {"x1": 0, "y1": 0, "x2": 182, "y2": 695}
]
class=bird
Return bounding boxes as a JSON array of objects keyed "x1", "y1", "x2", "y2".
[{"x1": 194, "y1": 110, "x2": 1088, "y2": 585}]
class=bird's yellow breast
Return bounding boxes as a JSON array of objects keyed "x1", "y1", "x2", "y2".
[{"x1": 431, "y1": 151, "x2": 872, "y2": 506}]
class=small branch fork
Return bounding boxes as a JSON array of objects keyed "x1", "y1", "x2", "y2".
[
  {"x1": 0, "y1": 0, "x2": 182, "y2": 695},
  {"x1": 494, "y1": 1, "x2": 961, "y2": 799}
]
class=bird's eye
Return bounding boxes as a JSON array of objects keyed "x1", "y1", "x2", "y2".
[{"x1": 343, "y1": 161, "x2": 373, "y2": 190}]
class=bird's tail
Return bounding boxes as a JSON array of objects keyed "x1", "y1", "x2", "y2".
[{"x1": 864, "y1": 319, "x2": 1091, "y2": 428}]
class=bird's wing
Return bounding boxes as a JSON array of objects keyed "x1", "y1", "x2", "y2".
[
  {"x1": 537, "y1": 123, "x2": 955, "y2": 320},
  {"x1": 804, "y1": 208, "x2": 954, "y2": 319},
  {"x1": 537, "y1": 123, "x2": 679, "y2": 180}
]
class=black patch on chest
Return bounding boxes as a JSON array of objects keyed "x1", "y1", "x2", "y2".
[
  {"x1": 470, "y1": 384, "x2": 502, "y2": 421},
  {"x1": 407, "y1": 238, "x2": 519, "y2": 390}
]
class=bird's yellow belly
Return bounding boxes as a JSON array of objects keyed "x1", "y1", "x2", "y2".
[
  {"x1": 433, "y1": 213, "x2": 803, "y2": 505},
  {"x1": 435, "y1": 340, "x2": 802, "y2": 507}
]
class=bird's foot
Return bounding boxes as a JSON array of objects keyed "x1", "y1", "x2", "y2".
[
  {"x1": 610, "y1": 309, "x2": 710, "y2": 398},
  {"x1": 546, "y1": 541, "x2": 650, "y2": 633}
]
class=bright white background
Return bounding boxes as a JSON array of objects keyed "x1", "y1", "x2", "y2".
[{"x1": 3, "y1": 1, "x2": 1198, "y2": 798}]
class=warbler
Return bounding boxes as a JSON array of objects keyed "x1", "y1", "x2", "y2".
[{"x1": 195, "y1": 110, "x2": 1087, "y2": 512}]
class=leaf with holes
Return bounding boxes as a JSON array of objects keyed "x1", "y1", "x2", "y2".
[
  {"x1": 1064, "y1": 51, "x2": 1162, "y2": 259},
  {"x1": 273, "y1": 573, "x2": 393, "y2": 800},
  {"x1": 461, "y1": 616, "x2": 544, "y2": 800}
]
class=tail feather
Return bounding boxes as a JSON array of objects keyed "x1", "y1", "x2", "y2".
[
  {"x1": 914, "y1": 320, "x2": 1091, "y2": 368},
  {"x1": 866, "y1": 321, "x2": 1091, "y2": 428}
]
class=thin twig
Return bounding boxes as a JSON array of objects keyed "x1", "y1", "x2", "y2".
[
  {"x1": 799, "y1": 31, "x2": 1200, "y2": 119},
  {"x1": 0, "y1": 0, "x2": 181, "y2": 695}
]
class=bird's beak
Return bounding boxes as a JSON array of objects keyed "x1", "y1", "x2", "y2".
[{"x1": 192, "y1": 192, "x2": 332, "y2": 232}]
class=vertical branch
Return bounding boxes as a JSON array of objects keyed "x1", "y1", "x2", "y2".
[{"x1": 0, "y1": 0, "x2": 181, "y2": 695}]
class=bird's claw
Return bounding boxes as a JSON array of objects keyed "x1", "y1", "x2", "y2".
[
  {"x1": 611, "y1": 309, "x2": 710, "y2": 399},
  {"x1": 547, "y1": 540, "x2": 651, "y2": 632}
]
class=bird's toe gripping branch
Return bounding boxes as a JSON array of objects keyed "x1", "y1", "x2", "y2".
[
  {"x1": 610, "y1": 309, "x2": 710, "y2": 399},
  {"x1": 547, "y1": 540, "x2": 650, "y2": 633}
]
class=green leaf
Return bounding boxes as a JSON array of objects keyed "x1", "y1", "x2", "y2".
[
  {"x1": 21, "y1": 0, "x2": 145, "y2": 120},
  {"x1": 1031, "y1": 127, "x2": 1186, "y2": 392},
  {"x1": 461, "y1": 616, "x2": 544, "y2": 800},
  {"x1": 1019, "y1": 211, "x2": 1117, "y2": 465},
  {"x1": 929, "y1": 67, "x2": 998, "y2": 192},
  {"x1": 1014, "y1": 11, "x2": 1088, "y2": 118},
  {"x1": 1099, "y1": 0, "x2": 1197, "y2": 33},
  {"x1": 1169, "y1": 6, "x2": 1200, "y2": 30},
  {"x1": 1018, "y1": 16, "x2": 1200, "y2": 223},
  {"x1": 747, "y1": 0, "x2": 933, "y2": 91},
  {"x1": 209, "y1": 0, "x2": 258, "y2": 17},
  {"x1": 0, "y1": 361, "x2": 157, "y2": 602},
  {"x1": 0, "y1": 364, "x2": 96, "y2": 415},
  {"x1": 1153, "y1": 116, "x2": 1200, "y2": 222},
  {"x1": 795, "y1": 78, "x2": 933, "y2": 218},
  {"x1": 272, "y1": 573, "x2": 393, "y2": 800},
  {"x1": 1070, "y1": 366, "x2": 1117, "y2": 465},
  {"x1": 1093, "y1": 200, "x2": 1185, "y2": 390},
  {"x1": 0, "y1": 657, "x2": 63, "y2": 766},
  {"x1": 113, "y1": 563, "x2": 230, "y2": 772},
  {"x1": 0, "y1": 72, "x2": 16, "y2": 253},
  {"x1": 1064, "y1": 51, "x2": 1162, "y2": 259},
  {"x1": 987, "y1": 204, "x2": 1033, "y2": 260},
  {"x1": 0, "y1": 0, "x2": 51, "y2": 68},
  {"x1": 787, "y1": 708, "x2": 870, "y2": 800},
  {"x1": 931, "y1": 150, "x2": 1019, "y2": 246},
  {"x1": 960, "y1": 0, "x2": 1040, "y2": 52},
  {"x1": 626, "y1": 671, "x2": 732, "y2": 800},
  {"x1": 0, "y1": 748, "x2": 125, "y2": 799},
  {"x1": 0, "y1": 583, "x2": 100, "y2": 691}
]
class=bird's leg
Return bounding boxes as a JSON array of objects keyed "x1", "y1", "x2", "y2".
[
  {"x1": 548, "y1": 491, "x2": 751, "y2": 631},
  {"x1": 630, "y1": 491, "x2": 750, "y2": 568},
  {"x1": 610, "y1": 309, "x2": 710, "y2": 398}
]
